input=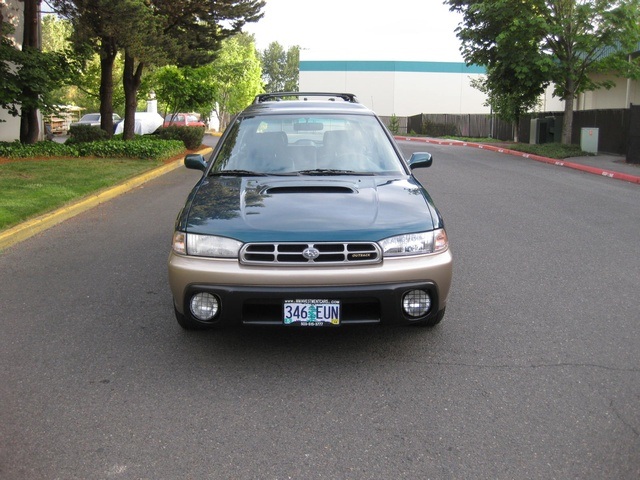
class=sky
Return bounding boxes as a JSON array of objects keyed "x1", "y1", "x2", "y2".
[{"x1": 243, "y1": 0, "x2": 465, "y2": 62}]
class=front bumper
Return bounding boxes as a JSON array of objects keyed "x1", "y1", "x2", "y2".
[{"x1": 168, "y1": 248, "x2": 452, "y2": 327}]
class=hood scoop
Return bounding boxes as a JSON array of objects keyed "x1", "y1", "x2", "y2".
[{"x1": 264, "y1": 185, "x2": 356, "y2": 194}]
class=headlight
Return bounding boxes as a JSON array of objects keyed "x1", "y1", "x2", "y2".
[
  {"x1": 379, "y1": 229, "x2": 448, "y2": 257},
  {"x1": 172, "y1": 232, "x2": 242, "y2": 258}
]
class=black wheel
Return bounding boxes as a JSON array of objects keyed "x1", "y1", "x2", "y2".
[
  {"x1": 174, "y1": 304, "x2": 210, "y2": 330},
  {"x1": 412, "y1": 307, "x2": 446, "y2": 328}
]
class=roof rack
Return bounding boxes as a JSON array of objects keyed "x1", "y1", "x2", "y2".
[{"x1": 254, "y1": 92, "x2": 359, "y2": 104}]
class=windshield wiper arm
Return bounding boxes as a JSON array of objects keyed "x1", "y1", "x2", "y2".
[
  {"x1": 297, "y1": 169, "x2": 369, "y2": 175},
  {"x1": 209, "y1": 169, "x2": 267, "y2": 176}
]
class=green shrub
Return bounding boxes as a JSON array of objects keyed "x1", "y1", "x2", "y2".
[
  {"x1": 67, "y1": 124, "x2": 110, "y2": 144},
  {"x1": 506, "y1": 142, "x2": 587, "y2": 159},
  {"x1": 0, "y1": 137, "x2": 184, "y2": 161},
  {"x1": 76, "y1": 137, "x2": 184, "y2": 160},
  {"x1": 388, "y1": 114, "x2": 400, "y2": 135},
  {"x1": 422, "y1": 120, "x2": 460, "y2": 137},
  {"x1": 157, "y1": 125, "x2": 205, "y2": 150},
  {"x1": 0, "y1": 140, "x2": 79, "y2": 158}
]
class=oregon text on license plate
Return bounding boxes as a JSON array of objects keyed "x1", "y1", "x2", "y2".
[{"x1": 283, "y1": 299, "x2": 340, "y2": 326}]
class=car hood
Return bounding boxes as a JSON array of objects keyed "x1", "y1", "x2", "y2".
[{"x1": 178, "y1": 175, "x2": 441, "y2": 242}]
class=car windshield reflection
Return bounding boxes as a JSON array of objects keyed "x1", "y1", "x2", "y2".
[{"x1": 210, "y1": 114, "x2": 405, "y2": 176}]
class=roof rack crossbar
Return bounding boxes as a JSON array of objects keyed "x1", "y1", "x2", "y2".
[{"x1": 254, "y1": 92, "x2": 359, "y2": 104}]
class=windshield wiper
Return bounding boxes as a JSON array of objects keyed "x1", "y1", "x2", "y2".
[
  {"x1": 209, "y1": 169, "x2": 267, "y2": 176},
  {"x1": 297, "y1": 169, "x2": 371, "y2": 176}
]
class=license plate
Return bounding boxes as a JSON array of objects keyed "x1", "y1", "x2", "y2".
[{"x1": 283, "y1": 299, "x2": 340, "y2": 326}]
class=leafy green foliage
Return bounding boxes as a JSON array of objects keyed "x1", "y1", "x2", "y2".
[
  {"x1": 41, "y1": 14, "x2": 127, "y2": 115},
  {"x1": 49, "y1": 0, "x2": 265, "y2": 140},
  {"x1": 204, "y1": 33, "x2": 263, "y2": 130},
  {"x1": 448, "y1": 0, "x2": 640, "y2": 144},
  {"x1": 75, "y1": 138, "x2": 184, "y2": 159},
  {"x1": 152, "y1": 65, "x2": 218, "y2": 119},
  {"x1": 150, "y1": 0, "x2": 265, "y2": 67},
  {"x1": 260, "y1": 42, "x2": 299, "y2": 92},
  {"x1": 0, "y1": 141, "x2": 79, "y2": 158},
  {"x1": 504, "y1": 142, "x2": 587, "y2": 159},
  {"x1": 422, "y1": 120, "x2": 460, "y2": 137},
  {"x1": 0, "y1": 137, "x2": 184, "y2": 160},
  {"x1": 388, "y1": 114, "x2": 400, "y2": 135},
  {"x1": 0, "y1": 22, "x2": 21, "y2": 120},
  {"x1": 67, "y1": 124, "x2": 110, "y2": 144},
  {"x1": 157, "y1": 126, "x2": 205, "y2": 150},
  {"x1": 41, "y1": 13, "x2": 73, "y2": 54},
  {"x1": 0, "y1": 23, "x2": 77, "y2": 122}
]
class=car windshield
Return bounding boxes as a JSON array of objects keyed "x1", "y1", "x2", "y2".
[
  {"x1": 210, "y1": 114, "x2": 405, "y2": 175},
  {"x1": 81, "y1": 114, "x2": 100, "y2": 122}
]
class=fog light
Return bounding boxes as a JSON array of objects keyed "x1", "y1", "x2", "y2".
[
  {"x1": 402, "y1": 290, "x2": 431, "y2": 317},
  {"x1": 190, "y1": 292, "x2": 219, "y2": 321}
]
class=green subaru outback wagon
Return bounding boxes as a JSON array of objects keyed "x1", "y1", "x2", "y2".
[{"x1": 168, "y1": 92, "x2": 452, "y2": 329}]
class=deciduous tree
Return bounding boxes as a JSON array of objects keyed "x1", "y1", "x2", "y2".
[
  {"x1": 0, "y1": 2, "x2": 76, "y2": 142},
  {"x1": 448, "y1": 0, "x2": 640, "y2": 144},
  {"x1": 118, "y1": 0, "x2": 264, "y2": 139},
  {"x1": 51, "y1": 0, "x2": 265, "y2": 138},
  {"x1": 205, "y1": 33, "x2": 263, "y2": 130},
  {"x1": 152, "y1": 65, "x2": 218, "y2": 119},
  {"x1": 50, "y1": 0, "x2": 140, "y2": 135},
  {"x1": 260, "y1": 42, "x2": 299, "y2": 92}
]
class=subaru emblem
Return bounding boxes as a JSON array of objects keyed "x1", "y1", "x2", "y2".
[{"x1": 302, "y1": 247, "x2": 320, "y2": 260}]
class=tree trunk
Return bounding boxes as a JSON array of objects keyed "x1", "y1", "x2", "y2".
[
  {"x1": 123, "y1": 50, "x2": 144, "y2": 141},
  {"x1": 19, "y1": 101, "x2": 40, "y2": 144},
  {"x1": 19, "y1": 0, "x2": 41, "y2": 144},
  {"x1": 561, "y1": 79, "x2": 575, "y2": 145},
  {"x1": 99, "y1": 37, "x2": 118, "y2": 138}
]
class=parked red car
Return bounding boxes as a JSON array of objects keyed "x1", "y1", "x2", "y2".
[{"x1": 163, "y1": 113, "x2": 206, "y2": 128}]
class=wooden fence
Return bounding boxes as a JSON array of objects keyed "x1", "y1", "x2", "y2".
[{"x1": 394, "y1": 108, "x2": 636, "y2": 157}]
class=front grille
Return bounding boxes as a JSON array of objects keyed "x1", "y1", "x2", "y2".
[{"x1": 240, "y1": 242, "x2": 382, "y2": 265}]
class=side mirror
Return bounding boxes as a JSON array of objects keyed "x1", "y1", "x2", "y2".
[
  {"x1": 184, "y1": 153, "x2": 207, "y2": 172},
  {"x1": 408, "y1": 152, "x2": 433, "y2": 170}
]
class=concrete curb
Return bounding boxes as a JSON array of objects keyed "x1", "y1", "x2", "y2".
[
  {"x1": 395, "y1": 136, "x2": 640, "y2": 185},
  {"x1": 0, "y1": 148, "x2": 212, "y2": 251}
]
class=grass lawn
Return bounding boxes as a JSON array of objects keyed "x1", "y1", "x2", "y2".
[{"x1": 0, "y1": 157, "x2": 163, "y2": 230}]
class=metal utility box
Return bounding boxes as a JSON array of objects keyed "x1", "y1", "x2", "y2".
[
  {"x1": 529, "y1": 117, "x2": 557, "y2": 144},
  {"x1": 580, "y1": 128, "x2": 599, "y2": 154}
]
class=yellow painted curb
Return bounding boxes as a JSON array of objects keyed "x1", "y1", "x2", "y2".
[{"x1": 0, "y1": 147, "x2": 212, "y2": 251}]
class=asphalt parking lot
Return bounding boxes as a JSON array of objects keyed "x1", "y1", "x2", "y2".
[{"x1": 1, "y1": 140, "x2": 638, "y2": 479}]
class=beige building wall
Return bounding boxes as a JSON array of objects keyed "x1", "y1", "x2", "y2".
[
  {"x1": 576, "y1": 73, "x2": 640, "y2": 111},
  {"x1": 1, "y1": 0, "x2": 25, "y2": 141},
  {"x1": 299, "y1": 56, "x2": 640, "y2": 119},
  {"x1": 299, "y1": 60, "x2": 491, "y2": 117}
]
